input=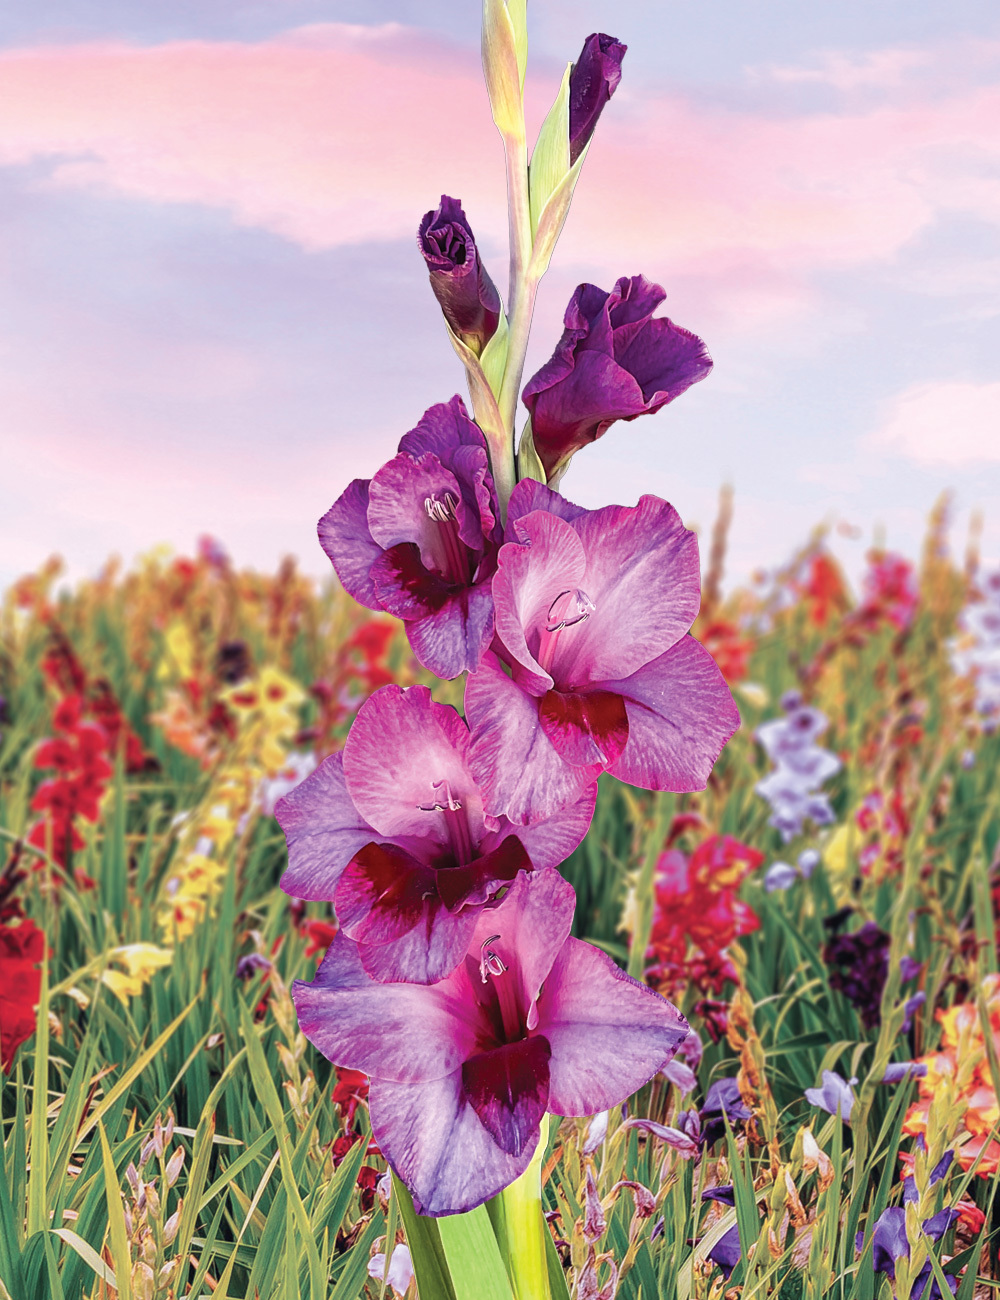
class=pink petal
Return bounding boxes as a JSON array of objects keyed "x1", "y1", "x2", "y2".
[
  {"x1": 318, "y1": 479, "x2": 382, "y2": 610},
  {"x1": 343, "y1": 684, "x2": 485, "y2": 842},
  {"x1": 537, "y1": 938, "x2": 689, "y2": 1115},
  {"x1": 538, "y1": 689, "x2": 629, "y2": 767},
  {"x1": 370, "y1": 1071, "x2": 537, "y2": 1217},
  {"x1": 405, "y1": 579, "x2": 495, "y2": 679},
  {"x1": 462, "y1": 1037, "x2": 551, "y2": 1156},
  {"x1": 605, "y1": 636, "x2": 741, "y2": 792},
  {"x1": 275, "y1": 752, "x2": 376, "y2": 901},
  {"x1": 466, "y1": 653, "x2": 601, "y2": 824},
  {"x1": 483, "y1": 785, "x2": 596, "y2": 870}
]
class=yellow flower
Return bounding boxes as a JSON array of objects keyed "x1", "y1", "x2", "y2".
[
  {"x1": 101, "y1": 944, "x2": 174, "y2": 1002},
  {"x1": 157, "y1": 620, "x2": 196, "y2": 681}
]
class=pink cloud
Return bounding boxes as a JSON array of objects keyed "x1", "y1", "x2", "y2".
[
  {"x1": 0, "y1": 25, "x2": 997, "y2": 313},
  {"x1": 869, "y1": 381, "x2": 1000, "y2": 464}
]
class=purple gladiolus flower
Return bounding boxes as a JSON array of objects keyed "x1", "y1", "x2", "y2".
[
  {"x1": 568, "y1": 34, "x2": 627, "y2": 164},
  {"x1": 881, "y1": 1061, "x2": 928, "y2": 1085},
  {"x1": 764, "y1": 861, "x2": 797, "y2": 892},
  {"x1": 699, "y1": 1077, "x2": 753, "y2": 1147},
  {"x1": 521, "y1": 277, "x2": 713, "y2": 480},
  {"x1": 292, "y1": 870, "x2": 689, "y2": 1216},
  {"x1": 823, "y1": 921, "x2": 890, "y2": 1030},
  {"x1": 465, "y1": 480, "x2": 739, "y2": 824},
  {"x1": 804, "y1": 1069, "x2": 856, "y2": 1121},
  {"x1": 620, "y1": 1117, "x2": 699, "y2": 1159},
  {"x1": 861, "y1": 1204, "x2": 960, "y2": 1297},
  {"x1": 708, "y1": 1224, "x2": 743, "y2": 1279},
  {"x1": 319, "y1": 397, "x2": 503, "y2": 679},
  {"x1": 276, "y1": 684, "x2": 594, "y2": 984},
  {"x1": 418, "y1": 196, "x2": 501, "y2": 355}
]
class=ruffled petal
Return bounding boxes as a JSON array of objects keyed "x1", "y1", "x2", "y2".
[
  {"x1": 462, "y1": 1037, "x2": 551, "y2": 1156},
  {"x1": 292, "y1": 933, "x2": 481, "y2": 1083},
  {"x1": 604, "y1": 636, "x2": 741, "y2": 792},
  {"x1": 370, "y1": 1071, "x2": 536, "y2": 1217},
  {"x1": 537, "y1": 937, "x2": 689, "y2": 1115},
  {"x1": 466, "y1": 653, "x2": 601, "y2": 824},
  {"x1": 358, "y1": 907, "x2": 479, "y2": 985},
  {"x1": 568, "y1": 496, "x2": 701, "y2": 680},
  {"x1": 506, "y1": 478, "x2": 589, "y2": 528},
  {"x1": 275, "y1": 752, "x2": 376, "y2": 901},
  {"x1": 485, "y1": 784, "x2": 596, "y2": 871},
  {"x1": 318, "y1": 479, "x2": 383, "y2": 610},
  {"x1": 371, "y1": 544, "x2": 449, "y2": 619},
  {"x1": 343, "y1": 684, "x2": 485, "y2": 843},
  {"x1": 367, "y1": 452, "x2": 473, "y2": 574}
]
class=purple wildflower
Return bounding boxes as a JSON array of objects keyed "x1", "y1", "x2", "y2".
[
  {"x1": 236, "y1": 952, "x2": 272, "y2": 980},
  {"x1": 466, "y1": 480, "x2": 739, "y2": 824},
  {"x1": 276, "y1": 684, "x2": 594, "y2": 984},
  {"x1": 755, "y1": 695, "x2": 840, "y2": 841},
  {"x1": 699, "y1": 1077, "x2": 752, "y2": 1147},
  {"x1": 319, "y1": 396, "x2": 503, "y2": 680},
  {"x1": 521, "y1": 277, "x2": 713, "y2": 480},
  {"x1": 823, "y1": 921, "x2": 890, "y2": 1030},
  {"x1": 861, "y1": 1204, "x2": 959, "y2": 1298},
  {"x1": 763, "y1": 861, "x2": 797, "y2": 892},
  {"x1": 568, "y1": 34, "x2": 627, "y2": 165},
  {"x1": 292, "y1": 870, "x2": 689, "y2": 1216},
  {"x1": 881, "y1": 1061, "x2": 928, "y2": 1085},
  {"x1": 903, "y1": 1149, "x2": 953, "y2": 1203},
  {"x1": 804, "y1": 1069, "x2": 856, "y2": 1121},
  {"x1": 707, "y1": 1224, "x2": 743, "y2": 1279},
  {"x1": 418, "y1": 197, "x2": 501, "y2": 356},
  {"x1": 621, "y1": 1117, "x2": 699, "y2": 1159}
]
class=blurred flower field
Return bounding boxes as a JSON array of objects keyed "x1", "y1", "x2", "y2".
[{"x1": 1, "y1": 500, "x2": 998, "y2": 1300}]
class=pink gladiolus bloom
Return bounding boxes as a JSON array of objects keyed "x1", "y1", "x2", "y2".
[
  {"x1": 293, "y1": 870, "x2": 688, "y2": 1216},
  {"x1": 276, "y1": 684, "x2": 594, "y2": 984},
  {"x1": 465, "y1": 480, "x2": 740, "y2": 823}
]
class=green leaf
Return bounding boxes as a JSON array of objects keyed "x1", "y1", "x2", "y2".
[
  {"x1": 392, "y1": 1174, "x2": 458, "y2": 1300},
  {"x1": 437, "y1": 1204, "x2": 517, "y2": 1300},
  {"x1": 97, "y1": 1122, "x2": 131, "y2": 1300},
  {"x1": 516, "y1": 422, "x2": 546, "y2": 487}
]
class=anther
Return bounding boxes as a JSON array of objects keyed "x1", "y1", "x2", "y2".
[
  {"x1": 417, "y1": 780, "x2": 462, "y2": 813},
  {"x1": 479, "y1": 935, "x2": 508, "y2": 983},
  {"x1": 424, "y1": 492, "x2": 459, "y2": 523}
]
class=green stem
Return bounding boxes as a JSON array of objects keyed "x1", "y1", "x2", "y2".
[
  {"x1": 496, "y1": 1114, "x2": 551, "y2": 1300},
  {"x1": 497, "y1": 127, "x2": 537, "y2": 463}
]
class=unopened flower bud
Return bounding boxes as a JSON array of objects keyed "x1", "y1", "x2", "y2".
[
  {"x1": 126, "y1": 1162, "x2": 141, "y2": 1197},
  {"x1": 568, "y1": 34, "x2": 626, "y2": 165},
  {"x1": 418, "y1": 197, "x2": 501, "y2": 357},
  {"x1": 145, "y1": 1183, "x2": 161, "y2": 1219},
  {"x1": 165, "y1": 1147, "x2": 185, "y2": 1187},
  {"x1": 163, "y1": 1207, "x2": 181, "y2": 1246},
  {"x1": 131, "y1": 1262, "x2": 155, "y2": 1300}
]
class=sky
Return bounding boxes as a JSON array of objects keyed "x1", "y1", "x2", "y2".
[{"x1": 1, "y1": 1, "x2": 999, "y2": 594}]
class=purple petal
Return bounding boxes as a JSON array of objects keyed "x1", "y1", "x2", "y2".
[
  {"x1": 537, "y1": 937, "x2": 689, "y2": 1115},
  {"x1": 462, "y1": 1036, "x2": 551, "y2": 1156},
  {"x1": 662, "y1": 1057, "x2": 698, "y2": 1093},
  {"x1": 569, "y1": 496, "x2": 701, "y2": 680},
  {"x1": 358, "y1": 907, "x2": 479, "y2": 985},
  {"x1": 343, "y1": 684, "x2": 484, "y2": 842},
  {"x1": 506, "y1": 477, "x2": 590, "y2": 528},
  {"x1": 604, "y1": 636, "x2": 741, "y2": 792},
  {"x1": 538, "y1": 689, "x2": 629, "y2": 767},
  {"x1": 434, "y1": 836, "x2": 532, "y2": 911},
  {"x1": 318, "y1": 480, "x2": 383, "y2": 610},
  {"x1": 870, "y1": 1207, "x2": 909, "y2": 1277},
  {"x1": 708, "y1": 1223, "x2": 743, "y2": 1278},
  {"x1": 614, "y1": 315, "x2": 713, "y2": 407},
  {"x1": 489, "y1": 783, "x2": 596, "y2": 870},
  {"x1": 405, "y1": 579, "x2": 496, "y2": 680},
  {"x1": 292, "y1": 934, "x2": 481, "y2": 1082},
  {"x1": 370, "y1": 543, "x2": 449, "y2": 620},
  {"x1": 367, "y1": 452, "x2": 472, "y2": 569},
  {"x1": 370, "y1": 1070, "x2": 536, "y2": 1217},
  {"x1": 276, "y1": 752, "x2": 376, "y2": 901},
  {"x1": 466, "y1": 653, "x2": 602, "y2": 824},
  {"x1": 621, "y1": 1117, "x2": 699, "y2": 1158},
  {"x1": 493, "y1": 510, "x2": 588, "y2": 694}
]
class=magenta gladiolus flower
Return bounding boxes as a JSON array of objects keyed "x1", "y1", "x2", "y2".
[
  {"x1": 465, "y1": 480, "x2": 740, "y2": 824},
  {"x1": 418, "y1": 196, "x2": 501, "y2": 356},
  {"x1": 276, "y1": 684, "x2": 594, "y2": 984},
  {"x1": 568, "y1": 34, "x2": 627, "y2": 165},
  {"x1": 292, "y1": 870, "x2": 689, "y2": 1215},
  {"x1": 319, "y1": 397, "x2": 503, "y2": 679},
  {"x1": 522, "y1": 276, "x2": 713, "y2": 479}
]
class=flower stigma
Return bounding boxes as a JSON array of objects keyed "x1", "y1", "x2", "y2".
[
  {"x1": 537, "y1": 588, "x2": 596, "y2": 674},
  {"x1": 419, "y1": 780, "x2": 474, "y2": 865}
]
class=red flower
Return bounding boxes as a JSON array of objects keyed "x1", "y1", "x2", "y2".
[
  {"x1": 648, "y1": 835, "x2": 762, "y2": 996},
  {"x1": 28, "y1": 696, "x2": 113, "y2": 868},
  {"x1": 333, "y1": 1066, "x2": 370, "y2": 1126},
  {"x1": 302, "y1": 919, "x2": 338, "y2": 958},
  {"x1": 696, "y1": 619, "x2": 754, "y2": 683},
  {"x1": 0, "y1": 918, "x2": 44, "y2": 1073},
  {"x1": 803, "y1": 553, "x2": 849, "y2": 627}
]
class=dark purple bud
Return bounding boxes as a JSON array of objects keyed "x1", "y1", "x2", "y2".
[
  {"x1": 236, "y1": 953, "x2": 272, "y2": 980},
  {"x1": 701, "y1": 1184, "x2": 736, "y2": 1207},
  {"x1": 418, "y1": 196, "x2": 501, "y2": 355},
  {"x1": 568, "y1": 34, "x2": 627, "y2": 165},
  {"x1": 899, "y1": 955, "x2": 922, "y2": 983},
  {"x1": 522, "y1": 276, "x2": 712, "y2": 479}
]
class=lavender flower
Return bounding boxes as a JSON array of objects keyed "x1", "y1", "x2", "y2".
[
  {"x1": 319, "y1": 397, "x2": 503, "y2": 679},
  {"x1": 521, "y1": 277, "x2": 712, "y2": 480},
  {"x1": 568, "y1": 34, "x2": 627, "y2": 164},
  {"x1": 699, "y1": 1077, "x2": 752, "y2": 1147},
  {"x1": 804, "y1": 1070, "x2": 857, "y2": 1121},
  {"x1": 418, "y1": 196, "x2": 501, "y2": 356},
  {"x1": 292, "y1": 870, "x2": 688, "y2": 1215},
  {"x1": 950, "y1": 569, "x2": 1000, "y2": 729},
  {"x1": 755, "y1": 693, "x2": 840, "y2": 841},
  {"x1": 763, "y1": 861, "x2": 797, "y2": 892},
  {"x1": 466, "y1": 479, "x2": 739, "y2": 824},
  {"x1": 861, "y1": 1205, "x2": 959, "y2": 1298}
]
